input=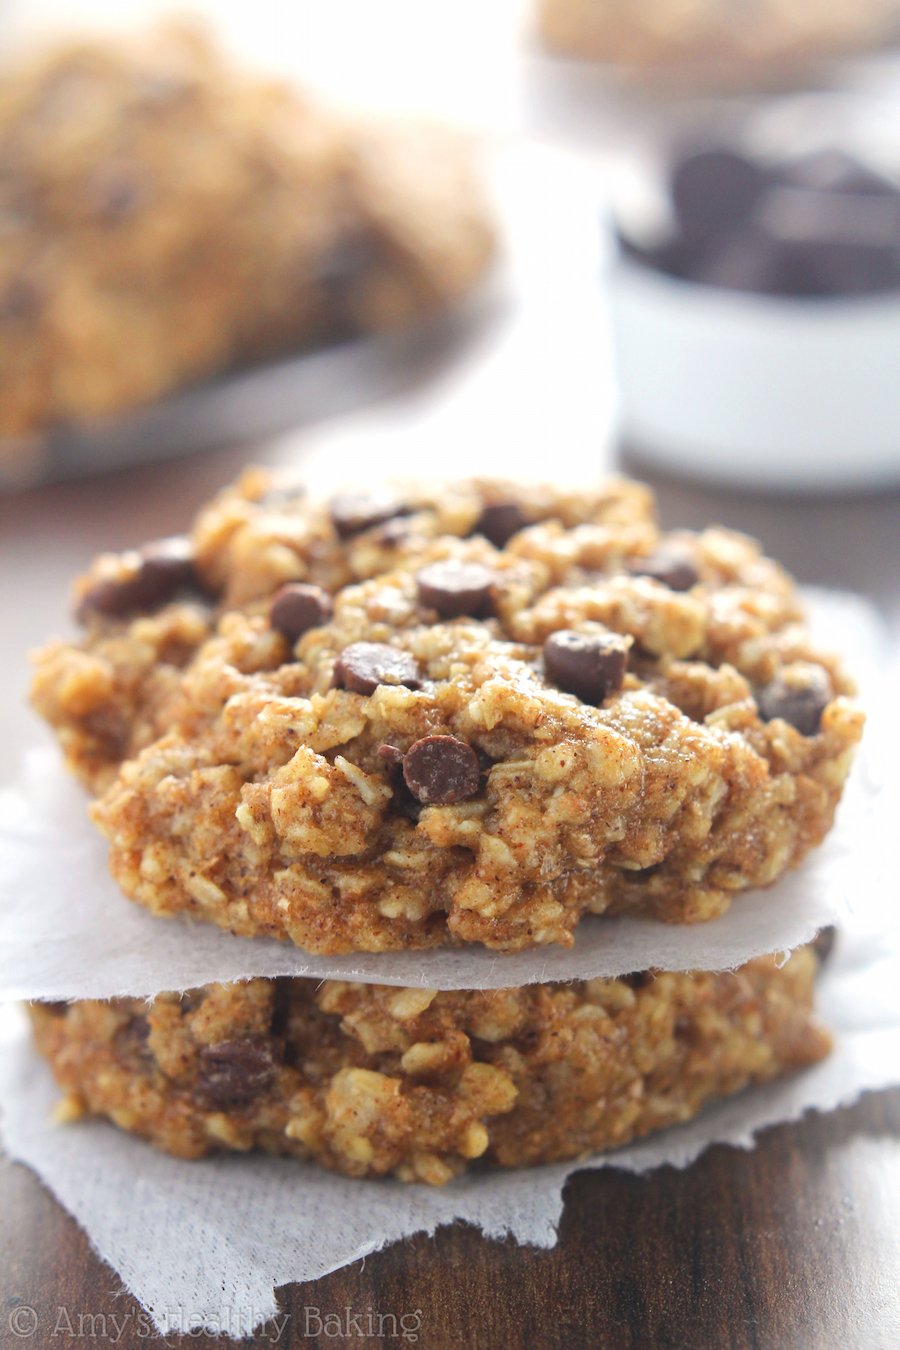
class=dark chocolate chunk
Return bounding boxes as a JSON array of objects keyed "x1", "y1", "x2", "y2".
[
  {"x1": 756, "y1": 668, "x2": 831, "y2": 736},
  {"x1": 195, "y1": 1036, "x2": 277, "y2": 1111},
  {"x1": 671, "y1": 148, "x2": 765, "y2": 245},
  {"x1": 374, "y1": 516, "x2": 412, "y2": 548},
  {"x1": 416, "y1": 560, "x2": 497, "y2": 618},
  {"x1": 332, "y1": 642, "x2": 421, "y2": 695},
  {"x1": 329, "y1": 493, "x2": 408, "y2": 539},
  {"x1": 628, "y1": 548, "x2": 698, "y2": 592},
  {"x1": 402, "y1": 734, "x2": 481, "y2": 805},
  {"x1": 76, "y1": 537, "x2": 202, "y2": 622},
  {"x1": 269, "y1": 582, "x2": 333, "y2": 644},
  {"x1": 543, "y1": 630, "x2": 629, "y2": 704},
  {"x1": 474, "y1": 502, "x2": 528, "y2": 548}
]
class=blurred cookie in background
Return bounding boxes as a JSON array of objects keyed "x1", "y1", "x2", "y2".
[
  {"x1": 537, "y1": 0, "x2": 900, "y2": 89},
  {"x1": 0, "y1": 24, "x2": 496, "y2": 445}
]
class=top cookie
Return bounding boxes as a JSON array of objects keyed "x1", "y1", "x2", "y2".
[
  {"x1": 0, "y1": 26, "x2": 494, "y2": 439},
  {"x1": 31, "y1": 473, "x2": 863, "y2": 953}
]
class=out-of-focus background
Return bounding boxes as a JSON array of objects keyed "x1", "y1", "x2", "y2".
[{"x1": 3, "y1": 0, "x2": 900, "y2": 776}]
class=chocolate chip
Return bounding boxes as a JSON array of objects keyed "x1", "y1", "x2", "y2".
[
  {"x1": 756, "y1": 668, "x2": 831, "y2": 736},
  {"x1": 416, "y1": 560, "x2": 497, "y2": 619},
  {"x1": 330, "y1": 493, "x2": 408, "y2": 539},
  {"x1": 115, "y1": 1015, "x2": 151, "y2": 1063},
  {"x1": 621, "y1": 971, "x2": 653, "y2": 990},
  {"x1": 642, "y1": 144, "x2": 900, "y2": 300},
  {"x1": 76, "y1": 537, "x2": 203, "y2": 622},
  {"x1": 402, "y1": 735, "x2": 481, "y2": 805},
  {"x1": 269, "y1": 583, "x2": 333, "y2": 645},
  {"x1": 195, "y1": 1036, "x2": 277, "y2": 1111},
  {"x1": 377, "y1": 743, "x2": 421, "y2": 820},
  {"x1": 628, "y1": 548, "x2": 698, "y2": 592},
  {"x1": 811, "y1": 926, "x2": 837, "y2": 966},
  {"x1": 696, "y1": 223, "x2": 791, "y2": 295},
  {"x1": 671, "y1": 148, "x2": 766, "y2": 245},
  {"x1": 332, "y1": 642, "x2": 421, "y2": 695},
  {"x1": 543, "y1": 630, "x2": 629, "y2": 704},
  {"x1": 474, "y1": 502, "x2": 528, "y2": 548}
]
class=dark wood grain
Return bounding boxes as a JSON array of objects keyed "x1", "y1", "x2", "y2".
[{"x1": 3, "y1": 1091, "x2": 900, "y2": 1349}]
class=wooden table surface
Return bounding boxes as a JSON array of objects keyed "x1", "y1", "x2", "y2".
[{"x1": 1, "y1": 438, "x2": 899, "y2": 1350}]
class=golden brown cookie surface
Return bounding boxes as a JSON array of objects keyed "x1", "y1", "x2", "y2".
[
  {"x1": 30, "y1": 945, "x2": 831, "y2": 1183},
  {"x1": 31, "y1": 474, "x2": 863, "y2": 953}
]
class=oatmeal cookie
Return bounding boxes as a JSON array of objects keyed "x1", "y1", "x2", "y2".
[
  {"x1": 30, "y1": 943, "x2": 831, "y2": 1184},
  {"x1": 537, "y1": 0, "x2": 900, "y2": 86},
  {"x1": 0, "y1": 25, "x2": 494, "y2": 439},
  {"x1": 30, "y1": 474, "x2": 863, "y2": 953}
]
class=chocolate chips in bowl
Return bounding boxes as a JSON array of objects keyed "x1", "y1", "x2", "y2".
[
  {"x1": 621, "y1": 145, "x2": 900, "y2": 299},
  {"x1": 609, "y1": 140, "x2": 900, "y2": 491}
]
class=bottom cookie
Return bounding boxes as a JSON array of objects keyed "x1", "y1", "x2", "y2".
[{"x1": 30, "y1": 947, "x2": 831, "y2": 1185}]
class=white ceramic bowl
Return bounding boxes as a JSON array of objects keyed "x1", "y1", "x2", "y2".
[{"x1": 608, "y1": 256, "x2": 900, "y2": 490}]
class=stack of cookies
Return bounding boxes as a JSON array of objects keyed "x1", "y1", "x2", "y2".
[{"x1": 28, "y1": 473, "x2": 863, "y2": 1183}]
